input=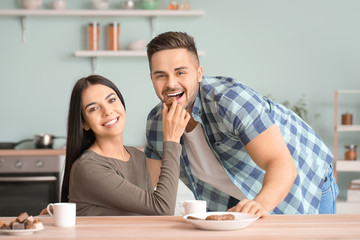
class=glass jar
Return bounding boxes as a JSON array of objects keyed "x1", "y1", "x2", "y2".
[
  {"x1": 341, "y1": 113, "x2": 353, "y2": 125},
  {"x1": 88, "y1": 22, "x2": 100, "y2": 51},
  {"x1": 345, "y1": 145, "x2": 357, "y2": 160},
  {"x1": 168, "y1": 0, "x2": 178, "y2": 10},
  {"x1": 179, "y1": 0, "x2": 190, "y2": 10},
  {"x1": 108, "y1": 22, "x2": 120, "y2": 51}
]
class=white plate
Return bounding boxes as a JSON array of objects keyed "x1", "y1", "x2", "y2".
[
  {"x1": 0, "y1": 226, "x2": 44, "y2": 235},
  {"x1": 184, "y1": 212, "x2": 258, "y2": 231}
]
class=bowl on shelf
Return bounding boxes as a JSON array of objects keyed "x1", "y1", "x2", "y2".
[
  {"x1": 18, "y1": 0, "x2": 42, "y2": 10},
  {"x1": 92, "y1": 0, "x2": 109, "y2": 10},
  {"x1": 121, "y1": 0, "x2": 135, "y2": 10},
  {"x1": 51, "y1": 0, "x2": 66, "y2": 10},
  {"x1": 127, "y1": 39, "x2": 147, "y2": 51},
  {"x1": 140, "y1": 0, "x2": 159, "y2": 10}
]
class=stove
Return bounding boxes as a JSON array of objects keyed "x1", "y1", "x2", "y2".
[{"x1": 0, "y1": 150, "x2": 65, "y2": 216}]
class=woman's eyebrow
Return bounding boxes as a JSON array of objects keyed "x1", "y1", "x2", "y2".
[
  {"x1": 84, "y1": 102, "x2": 96, "y2": 110},
  {"x1": 106, "y1": 93, "x2": 115, "y2": 99},
  {"x1": 84, "y1": 93, "x2": 115, "y2": 110}
]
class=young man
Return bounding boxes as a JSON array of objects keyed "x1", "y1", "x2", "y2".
[{"x1": 144, "y1": 31, "x2": 338, "y2": 217}]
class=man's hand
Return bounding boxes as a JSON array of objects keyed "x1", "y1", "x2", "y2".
[{"x1": 227, "y1": 199, "x2": 268, "y2": 218}]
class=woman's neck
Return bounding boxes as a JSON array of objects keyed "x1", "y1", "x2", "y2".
[{"x1": 90, "y1": 136, "x2": 130, "y2": 162}]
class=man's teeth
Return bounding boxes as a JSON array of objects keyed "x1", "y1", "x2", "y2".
[
  {"x1": 168, "y1": 92, "x2": 182, "y2": 97},
  {"x1": 104, "y1": 118, "x2": 117, "y2": 126}
]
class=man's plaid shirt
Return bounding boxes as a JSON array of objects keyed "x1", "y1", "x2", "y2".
[{"x1": 145, "y1": 75, "x2": 333, "y2": 214}]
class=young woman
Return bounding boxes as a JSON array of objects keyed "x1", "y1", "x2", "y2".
[{"x1": 61, "y1": 75, "x2": 190, "y2": 216}]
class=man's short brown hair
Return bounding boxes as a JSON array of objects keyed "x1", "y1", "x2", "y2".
[{"x1": 147, "y1": 31, "x2": 199, "y2": 68}]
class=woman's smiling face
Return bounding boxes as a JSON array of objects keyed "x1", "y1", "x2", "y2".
[{"x1": 81, "y1": 84, "x2": 126, "y2": 139}]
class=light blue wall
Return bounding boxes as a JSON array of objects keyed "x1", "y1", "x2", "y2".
[{"x1": 1, "y1": 1, "x2": 359, "y2": 197}]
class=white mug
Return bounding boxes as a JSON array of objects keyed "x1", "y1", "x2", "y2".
[
  {"x1": 177, "y1": 200, "x2": 207, "y2": 216},
  {"x1": 47, "y1": 203, "x2": 76, "y2": 227}
]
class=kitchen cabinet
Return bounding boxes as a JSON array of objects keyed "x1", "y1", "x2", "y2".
[
  {"x1": 333, "y1": 90, "x2": 360, "y2": 213},
  {"x1": 0, "y1": 9, "x2": 205, "y2": 73}
]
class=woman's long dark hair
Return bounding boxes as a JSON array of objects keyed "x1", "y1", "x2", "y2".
[{"x1": 61, "y1": 75, "x2": 125, "y2": 202}]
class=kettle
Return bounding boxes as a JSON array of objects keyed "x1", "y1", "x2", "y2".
[{"x1": 18, "y1": 0, "x2": 42, "y2": 9}]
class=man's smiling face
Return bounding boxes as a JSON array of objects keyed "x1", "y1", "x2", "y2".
[{"x1": 150, "y1": 48, "x2": 203, "y2": 112}]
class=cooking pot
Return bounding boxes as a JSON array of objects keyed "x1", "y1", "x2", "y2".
[
  {"x1": 34, "y1": 134, "x2": 62, "y2": 149},
  {"x1": 0, "y1": 134, "x2": 66, "y2": 149},
  {"x1": 0, "y1": 140, "x2": 32, "y2": 149}
]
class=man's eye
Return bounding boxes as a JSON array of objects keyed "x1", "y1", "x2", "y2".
[
  {"x1": 177, "y1": 71, "x2": 186, "y2": 76},
  {"x1": 156, "y1": 74, "x2": 165, "y2": 79}
]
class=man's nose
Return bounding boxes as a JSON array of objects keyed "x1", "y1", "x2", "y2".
[{"x1": 166, "y1": 74, "x2": 178, "y2": 88}]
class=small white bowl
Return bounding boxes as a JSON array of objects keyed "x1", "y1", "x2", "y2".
[
  {"x1": 127, "y1": 39, "x2": 147, "y2": 51},
  {"x1": 93, "y1": 0, "x2": 109, "y2": 10},
  {"x1": 51, "y1": 0, "x2": 66, "y2": 10}
]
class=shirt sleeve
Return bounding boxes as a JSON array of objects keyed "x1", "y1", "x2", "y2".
[
  {"x1": 71, "y1": 141, "x2": 181, "y2": 215},
  {"x1": 144, "y1": 103, "x2": 165, "y2": 160},
  {"x1": 215, "y1": 85, "x2": 275, "y2": 146}
]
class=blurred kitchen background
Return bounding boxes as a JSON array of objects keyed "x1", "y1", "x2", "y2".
[{"x1": 0, "y1": 0, "x2": 359, "y2": 209}]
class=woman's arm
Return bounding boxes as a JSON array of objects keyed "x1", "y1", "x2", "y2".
[
  {"x1": 71, "y1": 101, "x2": 190, "y2": 215},
  {"x1": 147, "y1": 158, "x2": 162, "y2": 188}
]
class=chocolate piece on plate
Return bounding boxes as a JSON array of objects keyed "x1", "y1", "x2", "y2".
[
  {"x1": 24, "y1": 216, "x2": 34, "y2": 229},
  {"x1": 12, "y1": 222, "x2": 25, "y2": 230},
  {"x1": 32, "y1": 220, "x2": 44, "y2": 229},
  {"x1": 205, "y1": 214, "x2": 235, "y2": 221},
  {"x1": 17, "y1": 212, "x2": 29, "y2": 223},
  {"x1": 9, "y1": 220, "x2": 18, "y2": 228},
  {"x1": 0, "y1": 221, "x2": 7, "y2": 229},
  {"x1": 1, "y1": 223, "x2": 11, "y2": 230}
]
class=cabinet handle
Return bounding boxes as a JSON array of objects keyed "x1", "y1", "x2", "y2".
[{"x1": 0, "y1": 176, "x2": 57, "y2": 182}]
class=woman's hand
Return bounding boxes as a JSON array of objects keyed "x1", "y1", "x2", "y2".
[
  {"x1": 227, "y1": 199, "x2": 268, "y2": 218},
  {"x1": 162, "y1": 99, "x2": 190, "y2": 143}
]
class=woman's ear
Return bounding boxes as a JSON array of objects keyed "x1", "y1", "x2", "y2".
[{"x1": 82, "y1": 122, "x2": 90, "y2": 131}]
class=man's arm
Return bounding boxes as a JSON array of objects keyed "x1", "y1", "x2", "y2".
[{"x1": 229, "y1": 124, "x2": 297, "y2": 217}]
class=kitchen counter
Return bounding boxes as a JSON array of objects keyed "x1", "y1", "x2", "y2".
[
  {"x1": 0, "y1": 149, "x2": 65, "y2": 156},
  {"x1": 0, "y1": 214, "x2": 359, "y2": 239}
]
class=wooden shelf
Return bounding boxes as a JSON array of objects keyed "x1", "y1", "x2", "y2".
[
  {"x1": 336, "y1": 125, "x2": 360, "y2": 132},
  {"x1": 0, "y1": 9, "x2": 205, "y2": 17},
  {"x1": 0, "y1": 9, "x2": 204, "y2": 42},
  {"x1": 0, "y1": 8, "x2": 205, "y2": 73},
  {"x1": 75, "y1": 50, "x2": 206, "y2": 73},
  {"x1": 336, "y1": 160, "x2": 360, "y2": 172},
  {"x1": 334, "y1": 90, "x2": 360, "y2": 210},
  {"x1": 336, "y1": 90, "x2": 360, "y2": 94},
  {"x1": 75, "y1": 50, "x2": 205, "y2": 57}
]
